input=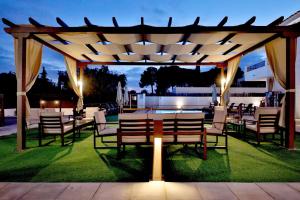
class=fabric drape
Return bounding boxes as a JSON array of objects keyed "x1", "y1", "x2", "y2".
[
  {"x1": 265, "y1": 37, "x2": 286, "y2": 127},
  {"x1": 64, "y1": 56, "x2": 83, "y2": 111},
  {"x1": 14, "y1": 39, "x2": 43, "y2": 121},
  {"x1": 221, "y1": 56, "x2": 241, "y2": 106}
]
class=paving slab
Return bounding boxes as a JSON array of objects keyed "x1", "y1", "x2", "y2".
[
  {"x1": 0, "y1": 182, "x2": 39, "y2": 200},
  {"x1": 257, "y1": 183, "x2": 300, "y2": 200},
  {"x1": 165, "y1": 182, "x2": 201, "y2": 200},
  {"x1": 57, "y1": 183, "x2": 100, "y2": 200},
  {"x1": 196, "y1": 182, "x2": 238, "y2": 200},
  {"x1": 20, "y1": 183, "x2": 69, "y2": 200},
  {"x1": 92, "y1": 183, "x2": 133, "y2": 200},
  {"x1": 288, "y1": 183, "x2": 300, "y2": 192},
  {"x1": 226, "y1": 183, "x2": 273, "y2": 200}
]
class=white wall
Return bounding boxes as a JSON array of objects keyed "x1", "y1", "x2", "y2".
[
  {"x1": 175, "y1": 87, "x2": 267, "y2": 94},
  {"x1": 143, "y1": 96, "x2": 263, "y2": 109},
  {"x1": 4, "y1": 109, "x2": 16, "y2": 117}
]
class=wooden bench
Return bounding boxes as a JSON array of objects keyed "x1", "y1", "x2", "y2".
[{"x1": 117, "y1": 113, "x2": 207, "y2": 159}]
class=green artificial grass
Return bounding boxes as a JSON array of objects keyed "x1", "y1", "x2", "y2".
[{"x1": 0, "y1": 120, "x2": 300, "y2": 182}]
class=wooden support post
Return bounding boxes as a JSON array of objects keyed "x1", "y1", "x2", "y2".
[
  {"x1": 14, "y1": 33, "x2": 29, "y2": 151},
  {"x1": 79, "y1": 66, "x2": 84, "y2": 97},
  {"x1": 285, "y1": 36, "x2": 297, "y2": 149},
  {"x1": 220, "y1": 67, "x2": 225, "y2": 105}
]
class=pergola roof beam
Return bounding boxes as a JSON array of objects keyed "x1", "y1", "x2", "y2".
[
  {"x1": 181, "y1": 17, "x2": 200, "y2": 44},
  {"x1": 268, "y1": 16, "x2": 284, "y2": 26},
  {"x1": 112, "y1": 17, "x2": 131, "y2": 55},
  {"x1": 82, "y1": 54, "x2": 93, "y2": 62},
  {"x1": 2, "y1": 18, "x2": 18, "y2": 27},
  {"x1": 83, "y1": 17, "x2": 107, "y2": 45},
  {"x1": 197, "y1": 55, "x2": 208, "y2": 63},
  {"x1": 80, "y1": 61, "x2": 222, "y2": 66},
  {"x1": 56, "y1": 17, "x2": 69, "y2": 27},
  {"x1": 28, "y1": 17, "x2": 68, "y2": 45},
  {"x1": 217, "y1": 16, "x2": 228, "y2": 27},
  {"x1": 86, "y1": 44, "x2": 98, "y2": 55},
  {"x1": 223, "y1": 44, "x2": 241, "y2": 55},
  {"x1": 159, "y1": 17, "x2": 173, "y2": 55}
]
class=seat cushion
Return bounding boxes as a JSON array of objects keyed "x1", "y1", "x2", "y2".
[
  {"x1": 122, "y1": 136, "x2": 147, "y2": 143},
  {"x1": 63, "y1": 125, "x2": 73, "y2": 133},
  {"x1": 100, "y1": 127, "x2": 117, "y2": 135},
  {"x1": 177, "y1": 135, "x2": 201, "y2": 142},
  {"x1": 206, "y1": 127, "x2": 223, "y2": 135},
  {"x1": 246, "y1": 124, "x2": 276, "y2": 133}
]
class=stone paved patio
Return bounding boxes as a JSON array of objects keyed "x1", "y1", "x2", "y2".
[{"x1": 0, "y1": 182, "x2": 300, "y2": 200}]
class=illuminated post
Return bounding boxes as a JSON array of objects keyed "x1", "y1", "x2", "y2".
[{"x1": 152, "y1": 120, "x2": 163, "y2": 181}]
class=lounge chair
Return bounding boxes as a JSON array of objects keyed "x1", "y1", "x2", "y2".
[
  {"x1": 243, "y1": 107, "x2": 281, "y2": 145},
  {"x1": 93, "y1": 110, "x2": 118, "y2": 149},
  {"x1": 243, "y1": 103, "x2": 254, "y2": 115},
  {"x1": 39, "y1": 112, "x2": 75, "y2": 146},
  {"x1": 206, "y1": 106, "x2": 228, "y2": 149}
]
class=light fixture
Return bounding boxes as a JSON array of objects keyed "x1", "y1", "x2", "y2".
[
  {"x1": 176, "y1": 101, "x2": 183, "y2": 109},
  {"x1": 40, "y1": 100, "x2": 45, "y2": 105},
  {"x1": 54, "y1": 100, "x2": 59, "y2": 105}
]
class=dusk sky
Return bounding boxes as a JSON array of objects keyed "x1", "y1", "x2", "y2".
[{"x1": 0, "y1": 0, "x2": 299, "y2": 91}]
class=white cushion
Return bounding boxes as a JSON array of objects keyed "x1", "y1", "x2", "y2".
[
  {"x1": 44, "y1": 125, "x2": 73, "y2": 134},
  {"x1": 177, "y1": 135, "x2": 201, "y2": 142},
  {"x1": 254, "y1": 107, "x2": 280, "y2": 120},
  {"x1": 246, "y1": 124, "x2": 276, "y2": 133},
  {"x1": 86, "y1": 107, "x2": 99, "y2": 119},
  {"x1": 119, "y1": 113, "x2": 147, "y2": 120},
  {"x1": 176, "y1": 113, "x2": 205, "y2": 119},
  {"x1": 94, "y1": 111, "x2": 106, "y2": 131},
  {"x1": 122, "y1": 136, "x2": 147, "y2": 143},
  {"x1": 207, "y1": 127, "x2": 223, "y2": 134},
  {"x1": 213, "y1": 109, "x2": 226, "y2": 130},
  {"x1": 100, "y1": 127, "x2": 117, "y2": 135}
]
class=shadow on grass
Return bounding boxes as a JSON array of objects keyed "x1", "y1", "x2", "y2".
[{"x1": 95, "y1": 145, "x2": 152, "y2": 181}]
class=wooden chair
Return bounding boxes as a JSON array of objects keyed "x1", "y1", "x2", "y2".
[
  {"x1": 206, "y1": 107, "x2": 228, "y2": 150},
  {"x1": 117, "y1": 113, "x2": 151, "y2": 154},
  {"x1": 93, "y1": 110, "x2": 118, "y2": 149},
  {"x1": 175, "y1": 113, "x2": 207, "y2": 160},
  {"x1": 243, "y1": 107, "x2": 281, "y2": 145},
  {"x1": 39, "y1": 112, "x2": 75, "y2": 146}
]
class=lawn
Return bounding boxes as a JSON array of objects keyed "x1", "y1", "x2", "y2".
[{"x1": 0, "y1": 121, "x2": 300, "y2": 182}]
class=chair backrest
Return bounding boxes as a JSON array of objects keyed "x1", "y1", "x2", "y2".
[
  {"x1": 175, "y1": 113, "x2": 205, "y2": 132},
  {"x1": 28, "y1": 108, "x2": 41, "y2": 125},
  {"x1": 212, "y1": 109, "x2": 227, "y2": 131},
  {"x1": 86, "y1": 107, "x2": 99, "y2": 119},
  {"x1": 40, "y1": 112, "x2": 63, "y2": 134},
  {"x1": 228, "y1": 103, "x2": 235, "y2": 109},
  {"x1": 118, "y1": 113, "x2": 149, "y2": 133},
  {"x1": 254, "y1": 107, "x2": 280, "y2": 120},
  {"x1": 148, "y1": 113, "x2": 176, "y2": 132},
  {"x1": 258, "y1": 113, "x2": 279, "y2": 129},
  {"x1": 94, "y1": 111, "x2": 107, "y2": 132}
]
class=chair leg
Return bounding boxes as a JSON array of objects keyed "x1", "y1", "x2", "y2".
[
  {"x1": 94, "y1": 135, "x2": 96, "y2": 149},
  {"x1": 203, "y1": 134, "x2": 207, "y2": 160},
  {"x1": 215, "y1": 136, "x2": 219, "y2": 145},
  {"x1": 38, "y1": 125, "x2": 42, "y2": 146},
  {"x1": 225, "y1": 135, "x2": 228, "y2": 150},
  {"x1": 61, "y1": 135, "x2": 64, "y2": 146},
  {"x1": 123, "y1": 144, "x2": 125, "y2": 152},
  {"x1": 256, "y1": 133, "x2": 260, "y2": 145}
]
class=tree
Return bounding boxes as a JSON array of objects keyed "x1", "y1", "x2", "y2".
[{"x1": 139, "y1": 67, "x2": 157, "y2": 94}]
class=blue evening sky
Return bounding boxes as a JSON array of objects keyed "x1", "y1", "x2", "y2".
[{"x1": 0, "y1": 0, "x2": 299, "y2": 91}]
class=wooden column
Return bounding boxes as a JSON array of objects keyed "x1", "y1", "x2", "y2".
[
  {"x1": 79, "y1": 66, "x2": 84, "y2": 96},
  {"x1": 285, "y1": 36, "x2": 297, "y2": 149},
  {"x1": 220, "y1": 66, "x2": 225, "y2": 106},
  {"x1": 14, "y1": 33, "x2": 29, "y2": 151}
]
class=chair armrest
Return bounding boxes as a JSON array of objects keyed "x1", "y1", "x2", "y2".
[{"x1": 94, "y1": 122, "x2": 118, "y2": 125}]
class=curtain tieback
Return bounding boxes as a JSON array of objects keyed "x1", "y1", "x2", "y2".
[
  {"x1": 16, "y1": 91, "x2": 26, "y2": 96},
  {"x1": 285, "y1": 89, "x2": 295, "y2": 93}
]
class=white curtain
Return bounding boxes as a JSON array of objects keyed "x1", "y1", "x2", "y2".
[
  {"x1": 64, "y1": 56, "x2": 83, "y2": 111},
  {"x1": 265, "y1": 37, "x2": 286, "y2": 127},
  {"x1": 221, "y1": 56, "x2": 241, "y2": 106},
  {"x1": 14, "y1": 39, "x2": 43, "y2": 120}
]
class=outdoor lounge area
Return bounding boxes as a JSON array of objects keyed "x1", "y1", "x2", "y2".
[{"x1": 1, "y1": 3, "x2": 300, "y2": 199}]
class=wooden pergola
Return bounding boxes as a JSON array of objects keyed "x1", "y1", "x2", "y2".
[{"x1": 2, "y1": 16, "x2": 299, "y2": 151}]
